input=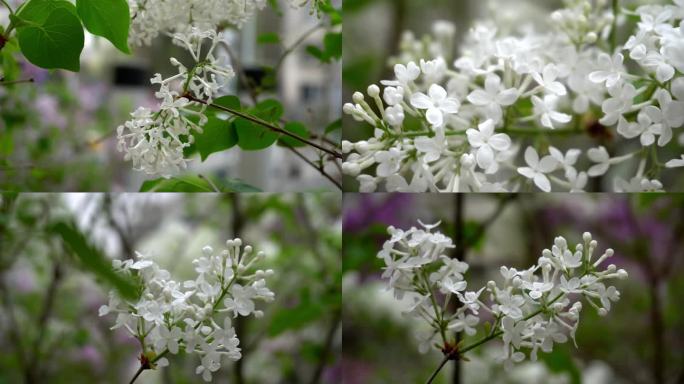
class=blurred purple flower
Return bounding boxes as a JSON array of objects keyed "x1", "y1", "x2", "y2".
[
  {"x1": 4, "y1": 265, "x2": 37, "y2": 293},
  {"x1": 19, "y1": 61, "x2": 49, "y2": 84},
  {"x1": 344, "y1": 195, "x2": 414, "y2": 232},
  {"x1": 73, "y1": 345, "x2": 104, "y2": 372},
  {"x1": 322, "y1": 361, "x2": 342, "y2": 383},
  {"x1": 35, "y1": 94, "x2": 67, "y2": 129}
]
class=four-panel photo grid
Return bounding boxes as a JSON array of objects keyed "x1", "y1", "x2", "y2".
[{"x1": 1, "y1": 0, "x2": 683, "y2": 383}]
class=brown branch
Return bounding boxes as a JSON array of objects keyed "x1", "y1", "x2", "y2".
[
  {"x1": 185, "y1": 94, "x2": 342, "y2": 159},
  {"x1": 26, "y1": 260, "x2": 63, "y2": 383},
  {"x1": 0, "y1": 278, "x2": 28, "y2": 374},
  {"x1": 0, "y1": 77, "x2": 35, "y2": 86},
  {"x1": 128, "y1": 365, "x2": 145, "y2": 384},
  {"x1": 287, "y1": 146, "x2": 342, "y2": 190},
  {"x1": 307, "y1": 310, "x2": 341, "y2": 384},
  {"x1": 425, "y1": 350, "x2": 458, "y2": 384}
]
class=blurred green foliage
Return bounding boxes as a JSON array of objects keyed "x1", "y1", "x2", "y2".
[{"x1": 0, "y1": 192, "x2": 341, "y2": 383}]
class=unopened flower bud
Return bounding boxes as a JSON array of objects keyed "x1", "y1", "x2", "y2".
[
  {"x1": 202, "y1": 246, "x2": 213, "y2": 256},
  {"x1": 342, "y1": 141, "x2": 354, "y2": 153},
  {"x1": 342, "y1": 162, "x2": 361, "y2": 176},
  {"x1": 353, "y1": 92, "x2": 365, "y2": 103},
  {"x1": 585, "y1": 32, "x2": 597, "y2": 43},
  {"x1": 367, "y1": 84, "x2": 380, "y2": 97},
  {"x1": 343, "y1": 103, "x2": 356, "y2": 114}
]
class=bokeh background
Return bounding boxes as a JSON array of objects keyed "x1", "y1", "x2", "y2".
[
  {"x1": 342, "y1": 193, "x2": 684, "y2": 384},
  {"x1": 0, "y1": 193, "x2": 341, "y2": 383},
  {"x1": 0, "y1": 0, "x2": 341, "y2": 192},
  {"x1": 342, "y1": 0, "x2": 684, "y2": 191}
]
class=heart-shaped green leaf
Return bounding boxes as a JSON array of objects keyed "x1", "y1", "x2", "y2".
[
  {"x1": 16, "y1": 7, "x2": 84, "y2": 71},
  {"x1": 76, "y1": 0, "x2": 131, "y2": 53}
]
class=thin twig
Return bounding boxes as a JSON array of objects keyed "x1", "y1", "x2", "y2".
[
  {"x1": 425, "y1": 351, "x2": 456, "y2": 384},
  {"x1": 128, "y1": 365, "x2": 145, "y2": 384},
  {"x1": 0, "y1": 78, "x2": 35, "y2": 86},
  {"x1": 287, "y1": 146, "x2": 342, "y2": 190},
  {"x1": 273, "y1": 23, "x2": 324, "y2": 74},
  {"x1": 308, "y1": 310, "x2": 341, "y2": 384},
  {"x1": 26, "y1": 260, "x2": 63, "y2": 383},
  {"x1": 186, "y1": 94, "x2": 342, "y2": 159}
]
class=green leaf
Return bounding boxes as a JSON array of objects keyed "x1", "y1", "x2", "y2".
[
  {"x1": 212, "y1": 95, "x2": 242, "y2": 112},
  {"x1": 278, "y1": 121, "x2": 309, "y2": 147},
  {"x1": 305, "y1": 32, "x2": 342, "y2": 63},
  {"x1": 16, "y1": 0, "x2": 77, "y2": 24},
  {"x1": 1, "y1": 40, "x2": 21, "y2": 82},
  {"x1": 51, "y1": 221, "x2": 139, "y2": 300},
  {"x1": 235, "y1": 99, "x2": 284, "y2": 150},
  {"x1": 235, "y1": 118, "x2": 280, "y2": 150},
  {"x1": 140, "y1": 176, "x2": 215, "y2": 192},
  {"x1": 194, "y1": 119, "x2": 238, "y2": 161},
  {"x1": 306, "y1": 45, "x2": 327, "y2": 63},
  {"x1": 76, "y1": 0, "x2": 131, "y2": 54},
  {"x1": 324, "y1": 118, "x2": 341, "y2": 134},
  {"x1": 140, "y1": 176, "x2": 261, "y2": 192},
  {"x1": 267, "y1": 300, "x2": 326, "y2": 337},
  {"x1": 257, "y1": 32, "x2": 280, "y2": 45},
  {"x1": 16, "y1": 7, "x2": 84, "y2": 71},
  {"x1": 254, "y1": 99, "x2": 284, "y2": 122},
  {"x1": 323, "y1": 32, "x2": 341, "y2": 60}
]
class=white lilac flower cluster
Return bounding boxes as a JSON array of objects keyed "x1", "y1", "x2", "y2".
[
  {"x1": 128, "y1": 0, "x2": 267, "y2": 46},
  {"x1": 342, "y1": 0, "x2": 684, "y2": 192},
  {"x1": 379, "y1": 221, "x2": 627, "y2": 367},
  {"x1": 99, "y1": 239, "x2": 275, "y2": 382},
  {"x1": 116, "y1": 29, "x2": 235, "y2": 177}
]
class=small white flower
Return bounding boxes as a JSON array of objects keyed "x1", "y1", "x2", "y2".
[
  {"x1": 517, "y1": 147, "x2": 558, "y2": 192},
  {"x1": 448, "y1": 313, "x2": 479, "y2": 336},
  {"x1": 549, "y1": 147, "x2": 580, "y2": 179},
  {"x1": 224, "y1": 284, "x2": 257, "y2": 317},
  {"x1": 501, "y1": 316, "x2": 526, "y2": 350},
  {"x1": 524, "y1": 281, "x2": 553, "y2": 300},
  {"x1": 616, "y1": 106, "x2": 663, "y2": 146},
  {"x1": 600, "y1": 82, "x2": 636, "y2": 126},
  {"x1": 497, "y1": 291, "x2": 525, "y2": 319},
  {"x1": 587, "y1": 146, "x2": 611, "y2": 177},
  {"x1": 384, "y1": 86, "x2": 405, "y2": 106},
  {"x1": 467, "y1": 74, "x2": 519, "y2": 122},
  {"x1": 466, "y1": 120, "x2": 511, "y2": 173},
  {"x1": 375, "y1": 148, "x2": 404, "y2": 177},
  {"x1": 589, "y1": 52, "x2": 625, "y2": 88},
  {"x1": 386, "y1": 62, "x2": 421, "y2": 85},
  {"x1": 410, "y1": 84, "x2": 461, "y2": 128},
  {"x1": 415, "y1": 132, "x2": 447, "y2": 163},
  {"x1": 532, "y1": 64, "x2": 567, "y2": 96},
  {"x1": 385, "y1": 104, "x2": 405, "y2": 127},
  {"x1": 532, "y1": 95, "x2": 571, "y2": 129}
]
